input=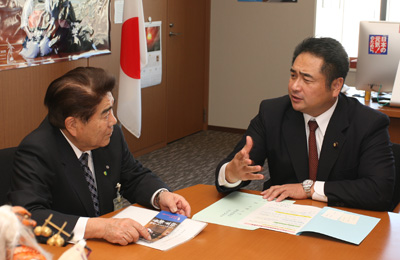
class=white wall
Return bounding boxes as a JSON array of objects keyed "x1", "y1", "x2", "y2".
[{"x1": 209, "y1": 0, "x2": 316, "y2": 129}]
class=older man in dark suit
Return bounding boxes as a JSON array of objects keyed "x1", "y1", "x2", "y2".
[
  {"x1": 9, "y1": 67, "x2": 191, "y2": 245},
  {"x1": 216, "y1": 37, "x2": 395, "y2": 211}
]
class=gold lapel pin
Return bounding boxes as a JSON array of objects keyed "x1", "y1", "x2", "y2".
[{"x1": 333, "y1": 142, "x2": 339, "y2": 148}]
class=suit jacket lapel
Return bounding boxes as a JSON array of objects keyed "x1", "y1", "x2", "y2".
[
  {"x1": 282, "y1": 108, "x2": 309, "y2": 182},
  {"x1": 318, "y1": 95, "x2": 349, "y2": 181},
  {"x1": 56, "y1": 130, "x2": 97, "y2": 216}
]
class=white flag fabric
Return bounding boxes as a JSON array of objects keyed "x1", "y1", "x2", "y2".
[{"x1": 117, "y1": 0, "x2": 148, "y2": 138}]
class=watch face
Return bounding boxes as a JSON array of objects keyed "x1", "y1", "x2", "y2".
[
  {"x1": 303, "y1": 180, "x2": 313, "y2": 198},
  {"x1": 303, "y1": 180, "x2": 313, "y2": 186}
]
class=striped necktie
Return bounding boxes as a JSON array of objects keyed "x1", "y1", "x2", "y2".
[{"x1": 79, "y1": 153, "x2": 100, "y2": 216}]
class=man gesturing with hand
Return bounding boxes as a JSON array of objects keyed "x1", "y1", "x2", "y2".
[
  {"x1": 215, "y1": 37, "x2": 395, "y2": 211},
  {"x1": 219, "y1": 136, "x2": 264, "y2": 185}
]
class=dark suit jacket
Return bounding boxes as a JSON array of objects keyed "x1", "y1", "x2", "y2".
[
  {"x1": 9, "y1": 117, "x2": 169, "y2": 235},
  {"x1": 216, "y1": 94, "x2": 395, "y2": 211}
]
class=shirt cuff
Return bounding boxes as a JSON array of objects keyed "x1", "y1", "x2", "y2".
[
  {"x1": 312, "y1": 181, "x2": 328, "y2": 202},
  {"x1": 71, "y1": 217, "x2": 89, "y2": 243},
  {"x1": 151, "y1": 188, "x2": 169, "y2": 209},
  {"x1": 218, "y1": 163, "x2": 242, "y2": 188}
]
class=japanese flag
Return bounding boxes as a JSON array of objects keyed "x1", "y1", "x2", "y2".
[{"x1": 117, "y1": 0, "x2": 148, "y2": 138}]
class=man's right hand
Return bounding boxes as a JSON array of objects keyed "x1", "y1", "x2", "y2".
[
  {"x1": 225, "y1": 136, "x2": 264, "y2": 183},
  {"x1": 85, "y1": 217, "x2": 151, "y2": 246}
]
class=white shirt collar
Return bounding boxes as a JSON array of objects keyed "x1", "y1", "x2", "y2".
[
  {"x1": 303, "y1": 98, "x2": 338, "y2": 136},
  {"x1": 60, "y1": 129, "x2": 91, "y2": 159}
]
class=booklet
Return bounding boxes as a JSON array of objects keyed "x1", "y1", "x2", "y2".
[
  {"x1": 144, "y1": 211, "x2": 187, "y2": 242},
  {"x1": 113, "y1": 206, "x2": 207, "y2": 251},
  {"x1": 238, "y1": 201, "x2": 380, "y2": 245},
  {"x1": 193, "y1": 192, "x2": 380, "y2": 245}
]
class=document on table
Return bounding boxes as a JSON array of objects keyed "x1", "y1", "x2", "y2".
[
  {"x1": 192, "y1": 191, "x2": 294, "y2": 230},
  {"x1": 113, "y1": 206, "x2": 207, "y2": 251},
  {"x1": 194, "y1": 191, "x2": 380, "y2": 245},
  {"x1": 239, "y1": 201, "x2": 320, "y2": 234},
  {"x1": 239, "y1": 200, "x2": 380, "y2": 245}
]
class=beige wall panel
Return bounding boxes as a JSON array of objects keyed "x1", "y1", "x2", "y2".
[
  {"x1": 208, "y1": 0, "x2": 316, "y2": 129},
  {"x1": 0, "y1": 60, "x2": 87, "y2": 148}
]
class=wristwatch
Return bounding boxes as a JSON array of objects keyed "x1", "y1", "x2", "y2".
[
  {"x1": 154, "y1": 189, "x2": 168, "y2": 209},
  {"x1": 302, "y1": 179, "x2": 314, "y2": 198}
]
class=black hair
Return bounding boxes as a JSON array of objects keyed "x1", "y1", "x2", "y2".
[
  {"x1": 44, "y1": 67, "x2": 115, "y2": 128},
  {"x1": 292, "y1": 37, "x2": 349, "y2": 87}
]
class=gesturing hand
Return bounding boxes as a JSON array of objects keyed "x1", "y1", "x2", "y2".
[{"x1": 225, "y1": 136, "x2": 264, "y2": 183}]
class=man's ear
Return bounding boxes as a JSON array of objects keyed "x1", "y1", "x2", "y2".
[
  {"x1": 331, "y1": 77, "x2": 344, "y2": 97},
  {"x1": 64, "y1": 117, "x2": 78, "y2": 137}
]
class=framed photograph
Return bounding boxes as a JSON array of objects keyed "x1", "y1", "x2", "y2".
[{"x1": 0, "y1": 0, "x2": 111, "y2": 71}]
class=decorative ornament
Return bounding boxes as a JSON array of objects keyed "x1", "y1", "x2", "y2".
[{"x1": 34, "y1": 214, "x2": 71, "y2": 247}]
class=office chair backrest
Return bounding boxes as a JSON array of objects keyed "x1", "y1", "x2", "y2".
[
  {"x1": 0, "y1": 147, "x2": 17, "y2": 205},
  {"x1": 391, "y1": 143, "x2": 400, "y2": 211}
]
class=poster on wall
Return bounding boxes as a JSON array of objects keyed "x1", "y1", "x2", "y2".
[
  {"x1": 0, "y1": 0, "x2": 110, "y2": 71},
  {"x1": 141, "y1": 21, "x2": 162, "y2": 88}
]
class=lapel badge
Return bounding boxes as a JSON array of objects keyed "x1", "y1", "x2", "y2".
[
  {"x1": 104, "y1": 165, "x2": 110, "y2": 176},
  {"x1": 333, "y1": 142, "x2": 339, "y2": 148}
]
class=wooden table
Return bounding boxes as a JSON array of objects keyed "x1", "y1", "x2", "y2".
[{"x1": 42, "y1": 184, "x2": 400, "y2": 260}]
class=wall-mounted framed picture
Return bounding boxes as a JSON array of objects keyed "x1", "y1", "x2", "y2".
[
  {"x1": 0, "y1": 0, "x2": 111, "y2": 71},
  {"x1": 141, "y1": 21, "x2": 162, "y2": 88}
]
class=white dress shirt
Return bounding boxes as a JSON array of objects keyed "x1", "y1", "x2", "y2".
[{"x1": 60, "y1": 130, "x2": 92, "y2": 242}]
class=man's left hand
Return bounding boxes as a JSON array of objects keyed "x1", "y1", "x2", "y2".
[
  {"x1": 159, "y1": 192, "x2": 191, "y2": 217},
  {"x1": 261, "y1": 183, "x2": 308, "y2": 202}
]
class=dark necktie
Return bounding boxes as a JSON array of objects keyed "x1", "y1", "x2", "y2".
[
  {"x1": 308, "y1": 120, "x2": 319, "y2": 181},
  {"x1": 79, "y1": 153, "x2": 100, "y2": 216}
]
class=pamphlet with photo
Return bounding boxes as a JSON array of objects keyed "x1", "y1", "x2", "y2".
[{"x1": 144, "y1": 211, "x2": 187, "y2": 242}]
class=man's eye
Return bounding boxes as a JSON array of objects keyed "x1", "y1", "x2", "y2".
[{"x1": 304, "y1": 78, "x2": 312, "y2": 83}]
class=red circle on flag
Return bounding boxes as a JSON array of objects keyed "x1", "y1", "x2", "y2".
[{"x1": 120, "y1": 17, "x2": 141, "y2": 79}]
